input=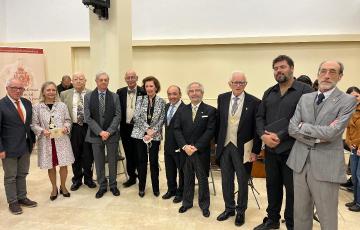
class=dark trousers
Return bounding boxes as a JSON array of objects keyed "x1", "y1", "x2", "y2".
[
  {"x1": 182, "y1": 153, "x2": 210, "y2": 210},
  {"x1": 121, "y1": 123, "x2": 138, "y2": 180},
  {"x1": 2, "y1": 153, "x2": 30, "y2": 203},
  {"x1": 164, "y1": 152, "x2": 184, "y2": 196},
  {"x1": 135, "y1": 139, "x2": 160, "y2": 192},
  {"x1": 70, "y1": 123, "x2": 94, "y2": 184},
  {"x1": 265, "y1": 151, "x2": 293, "y2": 227},
  {"x1": 220, "y1": 143, "x2": 250, "y2": 214}
]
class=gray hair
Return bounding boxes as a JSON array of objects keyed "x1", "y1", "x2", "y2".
[
  {"x1": 39, "y1": 81, "x2": 60, "y2": 103},
  {"x1": 95, "y1": 71, "x2": 109, "y2": 80},
  {"x1": 72, "y1": 72, "x2": 86, "y2": 79},
  {"x1": 186, "y1": 82, "x2": 204, "y2": 94},
  {"x1": 5, "y1": 77, "x2": 24, "y2": 88},
  {"x1": 317, "y1": 60, "x2": 344, "y2": 75},
  {"x1": 229, "y1": 71, "x2": 246, "y2": 82}
]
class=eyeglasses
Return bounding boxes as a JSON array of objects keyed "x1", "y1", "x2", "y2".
[
  {"x1": 319, "y1": 69, "x2": 339, "y2": 76},
  {"x1": 231, "y1": 81, "x2": 247, "y2": 86},
  {"x1": 8, "y1": 86, "x2": 25, "y2": 91},
  {"x1": 125, "y1": 76, "x2": 137, "y2": 80}
]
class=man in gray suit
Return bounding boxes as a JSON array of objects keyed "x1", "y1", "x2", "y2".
[
  {"x1": 287, "y1": 60, "x2": 357, "y2": 230},
  {"x1": 84, "y1": 72, "x2": 121, "y2": 199},
  {"x1": 60, "y1": 72, "x2": 96, "y2": 191}
]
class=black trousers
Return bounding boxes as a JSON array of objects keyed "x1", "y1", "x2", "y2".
[
  {"x1": 70, "y1": 123, "x2": 94, "y2": 184},
  {"x1": 220, "y1": 143, "x2": 250, "y2": 214},
  {"x1": 164, "y1": 151, "x2": 185, "y2": 196},
  {"x1": 182, "y1": 153, "x2": 210, "y2": 210},
  {"x1": 121, "y1": 123, "x2": 138, "y2": 180},
  {"x1": 265, "y1": 151, "x2": 293, "y2": 227},
  {"x1": 135, "y1": 139, "x2": 160, "y2": 192}
]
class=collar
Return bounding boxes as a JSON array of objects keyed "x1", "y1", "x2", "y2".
[
  {"x1": 231, "y1": 92, "x2": 245, "y2": 100},
  {"x1": 272, "y1": 79, "x2": 302, "y2": 92},
  {"x1": 7, "y1": 95, "x2": 20, "y2": 103},
  {"x1": 98, "y1": 89, "x2": 107, "y2": 95},
  {"x1": 170, "y1": 100, "x2": 182, "y2": 108},
  {"x1": 191, "y1": 101, "x2": 202, "y2": 108},
  {"x1": 318, "y1": 87, "x2": 336, "y2": 100},
  {"x1": 74, "y1": 88, "x2": 86, "y2": 94}
]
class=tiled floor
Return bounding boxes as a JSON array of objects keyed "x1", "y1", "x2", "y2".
[{"x1": 0, "y1": 152, "x2": 358, "y2": 230}]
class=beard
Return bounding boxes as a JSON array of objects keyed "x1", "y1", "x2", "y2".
[{"x1": 275, "y1": 74, "x2": 289, "y2": 83}]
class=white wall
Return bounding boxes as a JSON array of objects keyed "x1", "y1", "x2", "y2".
[
  {"x1": 4, "y1": 0, "x2": 89, "y2": 42},
  {"x1": 0, "y1": 0, "x2": 6, "y2": 42}
]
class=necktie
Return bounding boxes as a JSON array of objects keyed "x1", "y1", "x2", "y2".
[
  {"x1": 99, "y1": 92, "x2": 105, "y2": 115},
  {"x1": 231, "y1": 97, "x2": 239, "y2": 116},
  {"x1": 317, "y1": 93, "x2": 325, "y2": 105},
  {"x1": 128, "y1": 89, "x2": 136, "y2": 95},
  {"x1": 167, "y1": 105, "x2": 175, "y2": 125},
  {"x1": 15, "y1": 100, "x2": 25, "y2": 123},
  {"x1": 192, "y1": 105, "x2": 198, "y2": 121},
  {"x1": 77, "y1": 92, "x2": 84, "y2": 125}
]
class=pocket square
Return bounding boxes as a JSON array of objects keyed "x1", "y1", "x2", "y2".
[{"x1": 201, "y1": 115, "x2": 208, "y2": 118}]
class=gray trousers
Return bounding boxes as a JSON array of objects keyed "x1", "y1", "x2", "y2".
[
  {"x1": 2, "y1": 153, "x2": 30, "y2": 203},
  {"x1": 294, "y1": 160, "x2": 339, "y2": 230},
  {"x1": 220, "y1": 143, "x2": 250, "y2": 214},
  {"x1": 92, "y1": 142, "x2": 118, "y2": 190}
]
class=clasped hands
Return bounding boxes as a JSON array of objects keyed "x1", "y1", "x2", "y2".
[
  {"x1": 99, "y1": 131, "x2": 110, "y2": 141},
  {"x1": 144, "y1": 128, "x2": 156, "y2": 142},
  {"x1": 42, "y1": 127, "x2": 69, "y2": 138},
  {"x1": 261, "y1": 130, "x2": 280, "y2": 148},
  {"x1": 183, "y1": 145, "x2": 198, "y2": 156}
]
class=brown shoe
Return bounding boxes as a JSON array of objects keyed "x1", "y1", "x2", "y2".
[
  {"x1": 9, "y1": 202, "x2": 23, "y2": 215},
  {"x1": 18, "y1": 198, "x2": 37, "y2": 208}
]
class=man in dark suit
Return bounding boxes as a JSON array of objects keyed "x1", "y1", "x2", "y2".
[
  {"x1": 174, "y1": 82, "x2": 216, "y2": 218},
  {"x1": 216, "y1": 71, "x2": 262, "y2": 226},
  {"x1": 60, "y1": 72, "x2": 96, "y2": 191},
  {"x1": 84, "y1": 72, "x2": 121, "y2": 198},
  {"x1": 116, "y1": 70, "x2": 145, "y2": 187},
  {"x1": 162, "y1": 85, "x2": 185, "y2": 203},
  {"x1": 57, "y1": 75, "x2": 73, "y2": 95},
  {"x1": 0, "y1": 78, "x2": 37, "y2": 215}
]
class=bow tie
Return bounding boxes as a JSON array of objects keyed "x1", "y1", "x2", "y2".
[{"x1": 128, "y1": 89, "x2": 136, "y2": 94}]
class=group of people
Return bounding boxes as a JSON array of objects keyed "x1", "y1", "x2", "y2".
[{"x1": 0, "y1": 54, "x2": 359, "y2": 230}]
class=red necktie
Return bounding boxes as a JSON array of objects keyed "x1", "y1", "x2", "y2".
[{"x1": 15, "y1": 101, "x2": 25, "y2": 123}]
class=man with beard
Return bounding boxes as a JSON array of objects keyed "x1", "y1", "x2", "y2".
[{"x1": 254, "y1": 55, "x2": 313, "y2": 230}]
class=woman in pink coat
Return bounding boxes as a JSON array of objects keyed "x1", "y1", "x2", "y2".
[{"x1": 31, "y1": 81, "x2": 74, "y2": 200}]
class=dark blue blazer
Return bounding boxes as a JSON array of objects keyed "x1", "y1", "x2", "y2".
[{"x1": 0, "y1": 96, "x2": 35, "y2": 157}]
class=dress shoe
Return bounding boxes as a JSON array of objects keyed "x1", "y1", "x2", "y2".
[
  {"x1": 123, "y1": 179, "x2": 136, "y2": 188},
  {"x1": 153, "y1": 191, "x2": 160, "y2": 197},
  {"x1": 84, "y1": 181, "x2": 97, "y2": 189},
  {"x1": 235, "y1": 213, "x2": 245, "y2": 226},
  {"x1": 345, "y1": 201, "x2": 356, "y2": 207},
  {"x1": 60, "y1": 187, "x2": 71, "y2": 197},
  {"x1": 202, "y1": 209, "x2": 210, "y2": 218},
  {"x1": 110, "y1": 187, "x2": 120, "y2": 196},
  {"x1": 139, "y1": 190, "x2": 145, "y2": 198},
  {"x1": 217, "y1": 210, "x2": 235, "y2": 221},
  {"x1": 349, "y1": 204, "x2": 360, "y2": 212},
  {"x1": 50, "y1": 190, "x2": 58, "y2": 201},
  {"x1": 179, "y1": 205, "x2": 193, "y2": 213},
  {"x1": 70, "y1": 182, "x2": 82, "y2": 191},
  {"x1": 18, "y1": 198, "x2": 37, "y2": 208},
  {"x1": 9, "y1": 202, "x2": 23, "y2": 215},
  {"x1": 95, "y1": 189, "x2": 107, "y2": 199},
  {"x1": 253, "y1": 217, "x2": 280, "y2": 230},
  {"x1": 173, "y1": 196, "x2": 183, "y2": 203},
  {"x1": 162, "y1": 191, "x2": 176, "y2": 199}
]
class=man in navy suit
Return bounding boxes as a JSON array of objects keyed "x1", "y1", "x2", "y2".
[
  {"x1": 0, "y1": 78, "x2": 37, "y2": 215},
  {"x1": 215, "y1": 71, "x2": 261, "y2": 226},
  {"x1": 174, "y1": 82, "x2": 216, "y2": 218},
  {"x1": 162, "y1": 85, "x2": 185, "y2": 203}
]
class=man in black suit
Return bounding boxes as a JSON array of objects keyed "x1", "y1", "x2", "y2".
[
  {"x1": 162, "y1": 85, "x2": 185, "y2": 203},
  {"x1": 174, "y1": 82, "x2": 216, "y2": 218},
  {"x1": 116, "y1": 70, "x2": 145, "y2": 187},
  {"x1": 215, "y1": 71, "x2": 261, "y2": 226},
  {"x1": 0, "y1": 78, "x2": 37, "y2": 215}
]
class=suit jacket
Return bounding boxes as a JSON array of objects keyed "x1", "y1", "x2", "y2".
[
  {"x1": 60, "y1": 88, "x2": 91, "y2": 122},
  {"x1": 164, "y1": 101, "x2": 185, "y2": 154},
  {"x1": 174, "y1": 102, "x2": 216, "y2": 175},
  {"x1": 0, "y1": 96, "x2": 35, "y2": 157},
  {"x1": 215, "y1": 92, "x2": 262, "y2": 160},
  {"x1": 116, "y1": 86, "x2": 145, "y2": 130},
  {"x1": 131, "y1": 95, "x2": 166, "y2": 141},
  {"x1": 287, "y1": 87, "x2": 357, "y2": 183},
  {"x1": 84, "y1": 89, "x2": 121, "y2": 144}
]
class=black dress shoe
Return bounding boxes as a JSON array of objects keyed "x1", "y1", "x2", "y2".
[
  {"x1": 50, "y1": 190, "x2": 58, "y2": 201},
  {"x1": 60, "y1": 187, "x2": 71, "y2": 197},
  {"x1": 18, "y1": 198, "x2": 38, "y2": 207},
  {"x1": 346, "y1": 201, "x2": 356, "y2": 207},
  {"x1": 110, "y1": 187, "x2": 120, "y2": 196},
  {"x1": 95, "y1": 189, "x2": 107, "y2": 199},
  {"x1": 179, "y1": 205, "x2": 193, "y2": 213},
  {"x1": 202, "y1": 209, "x2": 210, "y2": 218},
  {"x1": 235, "y1": 213, "x2": 245, "y2": 226},
  {"x1": 349, "y1": 204, "x2": 360, "y2": 212},
  {"x1": 162, "y1": 191, "x2": 176, "y2": 199},
  {"x1": 123, "y1": 179, "x2": 136, "y2": 188},
  {"x1": 217, "y1": 210, "x2": 235, "y2": 221},
  {"x1": 70, "y1": 182, "x2": 82, "y2": 191},
  {"x1": 153, "y1": 191, "x2": 160, "y2": 197},
  {"x1": 139, "y1": 190, "x2": 145, "y2": 197},
  {"x1": 253, "y1": 217, "x2": 280, "y2": 230},
  {"x1": 173, "y1": 196, "x2": 183, "y2": 203},
  {"x1": 84, "y1": 181, "x2": 97, "y2": 189}
]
